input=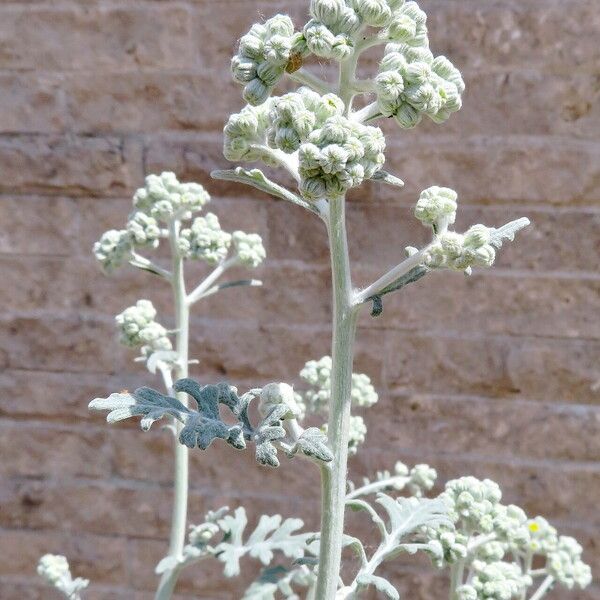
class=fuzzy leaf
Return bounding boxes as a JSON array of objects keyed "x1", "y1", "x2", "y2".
[
  {"x1": 291, "y1": 427, "x2": 333, "y2": 463},
  {"x1": 376, "y1": 495, "x2": 453, "y2": 543},
  {"x1": 368, "y1": 265, "x2": 428, "y2": 317},
  {"x1": 371, "y1": 170, "x2": 405, "y2": 188},
  {"x1": 216, "y1": 507, "x2": 311, "y2": 578},
  {"x1": 254, "y1": 404, "x2": 289, "y2": 467},
  {"x1": 489, "y1": 218, "x2": 530, "y2": 249},
  {"x1": 89, "y1": 387, "x2": 189, "y2": 431},
  {"x1": 146, "y1": 350, "x2": 180, "y2": 375},
  {"x1": 356, "y1": 573, "x2": 399, "y2": 599}
]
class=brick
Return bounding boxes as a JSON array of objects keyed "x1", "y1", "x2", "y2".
[
  {"x1": 0, "y1": 529, "x2": 128, "y2": 585},
  {"x1": 0, "y1": 135, "x2": 142, "y2": 197},
  {"x1": 0, "y1": 478, "x2": 317, "y2": 538},
  {"x1": 65, "y1": 71, "x2": 241, "y2": 134},
  {"x1": 384, "y1": 331, "x2": 600, "y2": 404},
  {"x1": 368, "y1": 271, "x2": 600, "y2": 339},
  {"x1": 0, "y1": 196, "x2": 79, "y2": 255},
  {"x1": 0, "y1": 314, "x2": 127, "y2": 374},
  {"x1": 379, "y1": 135, "x2": 600, "y2": 205},
  {"x1": 422, "y1": 0, "x2": 600, "y2": 72},
  {"x1": 0, "y1": 370, "x2": 146, "y2": 422},
  {"x1": 0, "y1": 6, "x2": 194, "y2": 71},
  {"x1": 0, "y1": 422, "x2": 111, "y2": 478},
  {"x1": 0, "y1": 72, "x2": 66, "y2": 134},
  {"x1": 368, "y1": 393, "x2": 600, "y2": 463},
  {"x1": 412, "y1": 70, "x2": 600, "y2": 140}
]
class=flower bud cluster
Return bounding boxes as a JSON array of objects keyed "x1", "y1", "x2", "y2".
[
  {"x1": 93, "y1": 229, "x2": 133, "y2": 272},
  {"x1": 457, "y1": 561, "x2": 531, "y2": 600},
  {"x1": 305, "y1": 0, "x2": 428, "y2": 61},
  {"x1": 115, "y1": 300, "x2": 172, "y2": 357},
  {"x1": 268, "y1": 88, "x2": 345, "y2": 153},
  {"x1": 547, "y1": 537, "x2": 592, "y2": 589},
  {"x1": 127, "y1": 211, "x2": 161, "y2": 248},
  {"x1": 408, "y1": 463, "x2": 437, "y2": 495},
  {"x1": 223, "y1": 102, "x2": 273, "y2": 162},
  {"x1": 133, "y1": 172, "x2": 210, "y2": 223},
  {"x1": 424, "y1": 528, "x2": 468, "y2": 568},
  {"x1": 178, "y1": 213, "x2": 232, "y2": 265},
  {"x1": 424, "y1": 225, "x2": 497, "y2": 272},
  {"x1": 442, "y1": 477, "x2": 503, "y2": 533},
  {"x1": 298, "y1": 112, "x2": 386, "y2": 200},
  {"x1": 414, "y1": 186, "x2": 457, "y2": 229},
  {"x1": 94, "y1": 173, "x2": 211, "y2": 273},
  {"x1": 376, "y1": 43, "x2": 464, "y2": 128},
  {"x1": 37, "y1": 555, "x2": 71, "y2": 586},
  {"x1": 232, "y1": 231, "x2": 266, "y2": 268},
  {"x1": 232, "y1": 15, "x2": 308, "y2": 106},
  {"x1": 37, "y1": 554, "x2": 89, "y2": 597},
  {"x1": 299, "y1": 356, "x2": 379, "y2": 414},
  {"x1": 259, "y1": 382, "x2": 305, "y2": 420}
]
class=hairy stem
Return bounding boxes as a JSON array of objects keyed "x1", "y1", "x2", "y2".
[
  {"x1": 155, "y1": 219, "x2": 190, "y2": 600},
  {"x1": 528, "y1": 576, "x2": 554, "y2": 600},
  {"x1": 314, "y1": 196, "x2": 359, "y2": 599}
]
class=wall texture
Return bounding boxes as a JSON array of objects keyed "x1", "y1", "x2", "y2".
[{"x1": 0, "y1": 0, "x2": 599, "y2": 598}]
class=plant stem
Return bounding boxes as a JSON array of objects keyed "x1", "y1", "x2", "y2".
[
  {"x1": 528, "y1": 576, "x2": 554, "y2": 600},
  {"x1": 314, "y1": 196, "x2": 359, "y2": 599},
  {"x1": 155, "y1": 219, "x2": 190, "y2": 600}
]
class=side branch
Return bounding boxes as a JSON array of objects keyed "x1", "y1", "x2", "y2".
[{"x1": 211, "y1": 167, "x2": 323, "y2": 216}]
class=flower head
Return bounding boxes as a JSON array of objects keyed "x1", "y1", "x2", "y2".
[
  {"x1": 93, "y1": 229, "x2": 132, "y2": 273},
  {"x1": 179, "y1": 213, "x2": 232, "y2": 265},
  {"x1": 115, "y1": 300, "x2": 172, "y2": 357},
  {"x1": 133, "y1": 172, "x2": 210, "y2": 222},
  {"x1": 232, "y1": 231, "x2": 266, "y2": 268}
]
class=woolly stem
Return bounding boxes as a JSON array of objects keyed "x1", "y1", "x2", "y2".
[
  {"x1": 314, "y1": 196, "x2": 359, "y2": 599},
  {"x1": 528, "y1": 576, "x2": 554, "y2": 600},
  {"x1": 154, "y1": 218, "x2": 190, "y2": 600}
]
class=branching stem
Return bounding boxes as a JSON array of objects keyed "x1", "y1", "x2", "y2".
[{"x1": 154, "y1": 219, "x2": 190, "y2": 600}]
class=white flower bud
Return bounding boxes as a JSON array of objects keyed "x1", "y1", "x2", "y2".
[
  {"x1": 310, "y1": 0, "x2": 346, "y2": 26},
  {"x1": 232, "y1": 231, "x2": 266, "y2": 267},
  {"x1": 354, "y1": 0, "x2": 393, "y2": 27},
  {"x1": 133, "y1": 172, "x2": 210, "y2": 222},
  {"x1": 243, "y1": 78, "x2": 272, "y2": 106},
  {"x1": 265, "y1": 14, "x2": 295, "y2": 38},
  {"x1": 127, "y1": 211, "x2": 161, "y2": 248},
  {"x1": 38, "y1": 554, "x2": 89, "y2": 598},
  {"x1": 304, "y1": 20, "x2": 336, "y2": 57},
  {"x1": 259, "y1": 382, "x2": 302, "y2": 419},
  {"x1": 415, "y1": 186, "x2": 458, "y2": 227},
  {"x1": 394, "y1": 102, "x2": 421, "y2": 128},
  {"x1": 93, "y1": 229, "x2": 132, "y2": 273},
  {"x1": 179, "y1": 213, "x2": 232, "y2": 265},
  {"x1": 464, "y1": 224, "x2": 491, "y2": 248},
  {"x1": 115, "y1": 300, "x2": 172, "y2": 355},
  {"x1": 375, "y1": 70, "x2": 405, "y2": 100}
]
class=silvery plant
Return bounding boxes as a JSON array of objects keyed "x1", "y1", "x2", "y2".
[{"x1": 37, "y1": 1, "x2": 592, "y2": 599}]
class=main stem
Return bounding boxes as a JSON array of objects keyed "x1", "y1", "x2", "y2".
[
  {"x1": 315, "y1": 197, "x2": 358, "y2": 599},
  {"x1": 155, "y1": 219, "x2": 190, "y2": 600}
]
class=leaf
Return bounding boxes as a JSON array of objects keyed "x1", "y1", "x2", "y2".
[
  {"x1": 174, "y1": 379, "x2": 247, "y2": 450},
  {"x1": 89, "y1": 387, "x2": 189, "y2": 431},
  {"x1": 371, "y1": 170, "x2": 405, "y2": 188},
  {"x1": 254, "y1": 404, "x2": 289, "y2": 467},
  {"x1": 356, "y1": 574, "x2": 399, "y2": 600},
  {"x1": 215, "y1": 507, "x2": 311, "y2": 578},
  {"x1": 376, "y1": 495, "x2": 453, "y2": 544},
  {"x1": 155, "y1": 555, "x2": 180, "y2": 575},
  {"x1": 489, "y1": 218, "x2": 530, "y2": 249},
  {"x1": 291, "y1": 427, "x2": 333, "y2": 463},
  {"x1": 367, "y1": 266, "x2": 428, "y2": 318},
  {"x1": 212, "y1": 168, "x2": 318, "y2": 214}
]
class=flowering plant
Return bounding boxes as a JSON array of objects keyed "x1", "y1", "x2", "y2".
[{"x1": 38, "y1": 1, "x2": 591, "y2": 599}]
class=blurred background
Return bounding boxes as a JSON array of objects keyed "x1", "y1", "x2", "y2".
[{"x1": 0, "y1": 0, "x2": 598, "y2": 598}]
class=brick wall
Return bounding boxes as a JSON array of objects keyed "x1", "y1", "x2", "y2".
[{"x1": 0, "y1": 0, "x2": 598, "y2": 598}]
